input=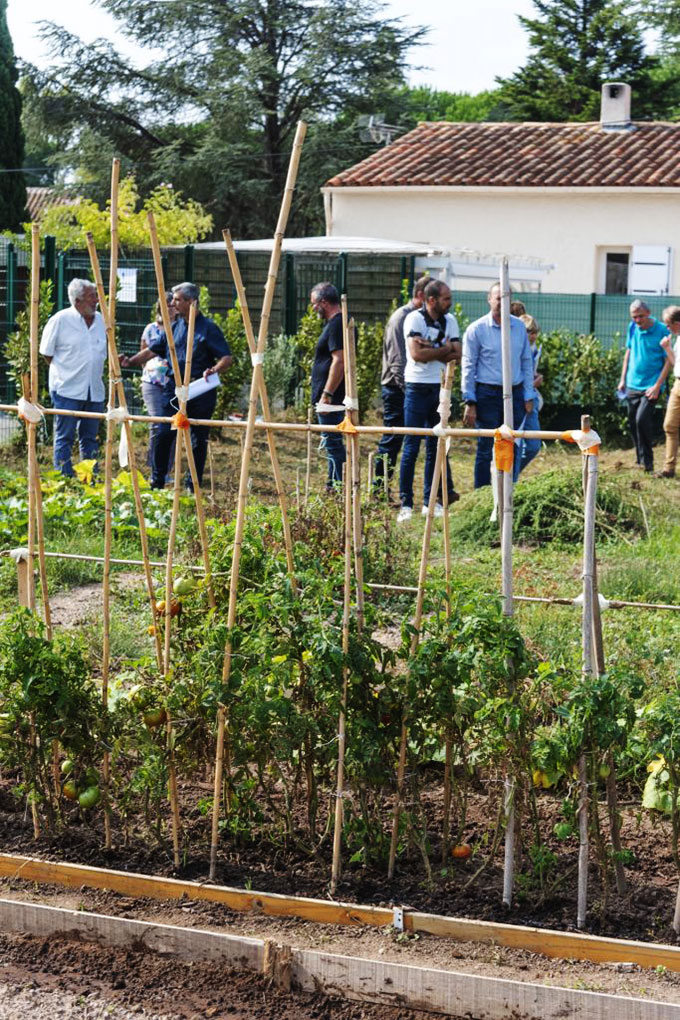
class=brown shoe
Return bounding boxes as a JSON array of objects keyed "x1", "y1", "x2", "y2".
[{"x1": 656, "y1": 470, "x2": 676, "y2": 478}]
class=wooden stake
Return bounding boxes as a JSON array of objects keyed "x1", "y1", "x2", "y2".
[
  {"x1": 305, "y1": 407, "x2": 312, "y2": 505},
  {"x1": 209, "y1": 121, "x2": 307, "y2": 881},
  {"x1": 499, "y1": 258, "x2": 517, "y2": 909},
  {"x1": 388, "y1": 360, "x2": 455, "y2": 879},
  {"x1": 85, "y1": 233, "x2": 163, "y2": 670},
  {"x1": 222, "y1": 228, "x2": 296, "y2": 583},
  {"x1": 341, "y1": 300, "x2": 364, "y2": 632},
  {"x1": 578, "y1": 415, "x2": 598, "y2": 930},
  {"x1": 146, "y1": 213, "x2": 216, "y2": 610}
]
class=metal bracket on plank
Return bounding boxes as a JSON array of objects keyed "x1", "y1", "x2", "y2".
[{"x1": 393, "y1": 906, "x2": 404, "y2": 932}]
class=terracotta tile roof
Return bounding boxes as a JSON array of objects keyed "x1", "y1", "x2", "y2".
[
  {"x1": 325, "y1": 121, "x2": 680, "y2": 189},
  {"x1": 26, "y1": 187, "x2": 75, "y2": 220}
]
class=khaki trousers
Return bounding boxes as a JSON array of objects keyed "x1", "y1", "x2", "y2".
[{"x1": 663, "y1": 378, "x2": 680, "y2": 474}]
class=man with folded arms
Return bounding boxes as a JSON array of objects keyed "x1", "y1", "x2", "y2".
[{"x1": 461, "y1": 283, "x2": 534, "y2": 489}]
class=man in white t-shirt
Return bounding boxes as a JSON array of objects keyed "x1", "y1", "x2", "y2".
[
  {"x1": 397, "y1": 280, "x2": 460, "y2": 522},
  {"x1": 39, "y1": 278, "x2": 107, "y2": 477}
]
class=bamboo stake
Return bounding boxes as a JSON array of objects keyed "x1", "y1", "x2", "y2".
[
  {"x1": 209, "y1": 120, "x2": 307, "y2": 882},
  {"x1": 388, "y1": 360, "x2": 455, "y2": 879},
  {"x1": 85, "y1": 234, "x2": 163, "y2": 671},
  {"x1": 499, "y1": 258, "x2": 516, "y2": 910},
  {"x1": 341, "y1": 300, "x2": 364, "y2": 632},
  {"x1": 146, "y1": 213, "x2": 216, "y2": 609},
  {"x1": 439, "y1": 436, "x2": 454, "y2": 863},
  {"x1": 100, "y1": 158, "x2": 120, "y2": 850},
  {"x1": 330, "y1": 393, "x2": 354, "y2": 893},
  {"x1": 367, "y1": 451, "x2": 375, "y2": 495},
  {"x1": 23, "y1": 373, "x2": 36, "y2": 613},
  {"x1": 222, "y1": 228, "x2": 296, "y2": 583},
  {"x1": 578, "y1": 415, "x2": 599, "y2": 930}
]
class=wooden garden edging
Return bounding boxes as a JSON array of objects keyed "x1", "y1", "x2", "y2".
[
  {"x1": 1, "y1": 896, "x2": 680, "y2": 1020},
  {"x1": 2, "y1": 853, "x2": 680, "y2": 975}
]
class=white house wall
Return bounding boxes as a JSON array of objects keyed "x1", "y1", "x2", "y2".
[{"x1": 324, "y1": 187, "x2": 680, "y2": 294}]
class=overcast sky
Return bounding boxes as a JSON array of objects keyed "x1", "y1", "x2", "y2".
[{"x1": 7, "y1": 0, "x2": 537, "y2": 95}]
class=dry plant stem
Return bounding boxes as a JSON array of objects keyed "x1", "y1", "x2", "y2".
[
  {"x1": 208, "y1": 442, "x2": 215, "y2": 501},
  {"x1": 146, "y1": 214, "x2": 215, "y2": 610},
  {"x1": 166, "y1": 707, "x2": 181, "y2": 871},
  {"x1": 442, "y1": 729, "x2": 453, "y2": 864},
  {"x1": 85, "y1": 233, "x2": 162, "y2": 670},
  {"x1": 388, "y1": 361, "x2": 455, "y2": 879},
  {"x1": 499, "y1": 258, "x2": 516, "y2": 910},
  {"x1": 222, "y1": 228, "x2": 296, "y2": 584},
  {"x1": 209, "y1": 120, "x2": 307, "y2": 882},
  {"x1": 330, "y1": 408, "x2": 354, "y2": 893}
]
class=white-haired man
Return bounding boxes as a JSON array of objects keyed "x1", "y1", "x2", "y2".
[{"x1": 39, "y1": 278, "x2": 107, "y2": 477}]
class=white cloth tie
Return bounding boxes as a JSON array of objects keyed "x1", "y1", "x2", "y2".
[
  {"x1": 571, "y1": 428, "x2": 601, "y2": 451},
  {"x1": 9, "y1": 547, "x2": 29, "y2": 563},
  {"x1": 315, "y1": 402, "x2": 345, "y2": 414},
  {"x1": 250, "y1": 352, "x2": 264, "y2": 366},
  {"x1": 175, "y1": 385, "x2": 190, "y2": 404},
  {"x1": 343, "y1": 396, "x2": 359, "y2": 411},
  {"x1": 17, "y1": 398, "x2": 44, "y2": 424},
  {"x1": 572, "y1": 592, "x2": 610, "y2": 610}
]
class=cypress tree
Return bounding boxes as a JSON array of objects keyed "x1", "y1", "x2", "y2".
[{"x1": 0, "y1": 0, "x2": 26, "y2": 231}]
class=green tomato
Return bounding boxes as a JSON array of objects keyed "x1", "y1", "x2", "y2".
[
  {"x1": 553, "y1": 822, "x2": 573, "y2": 840},
  {"x1": 599, "y1": 763, "x2": 611, "y2": 780},
  {"x1": 173, "y1": 576, "x2": 197, "y2": 596},
  {"x1": 61, "y1": 759, "x2": 74, "y2": 776},
  {"x1": 84, "y1": 767, "x2": 99, "y2": 786},
  {"x1": 143, "y1": 707, "x2": 167, "y2": 729},
  {"x1": 78, "y1": 785, "x2": 101, "y2": 809}
]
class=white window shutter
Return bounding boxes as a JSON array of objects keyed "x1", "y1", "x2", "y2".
[{"x1": 630, "y1": 245, "x2": 672, "y2": 295}]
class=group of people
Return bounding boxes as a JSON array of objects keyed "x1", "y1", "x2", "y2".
[
  {"x1": 40, "y1": 279, "x2": 232, "y2": 489},
  {"x1": 41, "y1": 276, "x2": 680, "y2": 499},
  {"x1": 617, "y1": 298, "x2": 680, "y2": 478},
  {"x1": 355, "y1": 279, "x2": 544, "y2": 520}
]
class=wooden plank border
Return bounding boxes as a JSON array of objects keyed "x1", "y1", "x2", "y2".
[
  {"x1": 1, "y1": 898, "x2": 680, "y2": 1020},
  {"x1": 1, "y1": 853, "x2": 680, "y2": 975}
]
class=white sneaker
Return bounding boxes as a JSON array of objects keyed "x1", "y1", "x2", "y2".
[
  {"x1": 397, "y1": 506, "x2": 413, "y2": 523},
  {"x1": 422, "y1": 503, "x2": 444, "y2": 518}
]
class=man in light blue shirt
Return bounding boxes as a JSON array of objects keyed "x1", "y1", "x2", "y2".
[
  {"x1": 617, "y1": 300, "x2": 670, "y2": 473},
  {"x1": 461, "y1": 283, "x2": 534, "y2": 488}
]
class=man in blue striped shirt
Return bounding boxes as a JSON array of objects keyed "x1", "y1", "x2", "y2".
[{"x1": 461, "y1": 284, "x2": 534, "y2": 488}]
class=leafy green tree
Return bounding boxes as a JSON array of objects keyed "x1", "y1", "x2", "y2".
[
  {"x1": 0, "y1": 0, "x2": 26, "y2": 229},
  {"x1": 23, "y1": 0, "x2": 416, "y2": 237},
  {"x1": 496, "y1": 0, "x2": 672, "y2": 121}
]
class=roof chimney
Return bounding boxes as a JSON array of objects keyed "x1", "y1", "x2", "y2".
[{"x1": 600, "y1": 82, "x2": 634, "y2": 131}]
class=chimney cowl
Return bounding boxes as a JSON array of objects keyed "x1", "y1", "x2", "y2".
[{"x1": 600, "y1": 82, "x2": 635, "y2": 132}]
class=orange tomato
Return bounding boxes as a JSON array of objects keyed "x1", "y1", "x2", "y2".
[{"x1": 451, "y1": 843, "x2": 472, "y2": 860}]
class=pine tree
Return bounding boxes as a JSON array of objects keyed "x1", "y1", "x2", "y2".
[
  {"x1": 0, "y1": 0, "x2": 26, "y2": 230},
  {"x1": 495, "y1": 0, "x2": 670, "y2": 122}
]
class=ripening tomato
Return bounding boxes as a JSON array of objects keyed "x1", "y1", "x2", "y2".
[{"x1": 451, "y1": 843, "x2": 472, "y2": 860}]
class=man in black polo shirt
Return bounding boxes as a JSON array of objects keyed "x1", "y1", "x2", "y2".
[{"x1": 310, "y1": 281, "x2": 346, "y2": 490}]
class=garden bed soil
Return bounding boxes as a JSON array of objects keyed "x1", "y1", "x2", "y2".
[
  {"x1": 0, "y1": 772, "x2": 678, "y2": 948},
  {"x1": 0, "y1": 929, "x2": 432, "y2": 1019}
]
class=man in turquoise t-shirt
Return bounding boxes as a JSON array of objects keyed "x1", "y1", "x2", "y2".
[{"x1": 617, "y1": 300, "x2": 671, "y2": 472}]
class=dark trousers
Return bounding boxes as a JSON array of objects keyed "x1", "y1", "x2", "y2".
[
  {"x1": 374, "y1": 385, "x2": 404, "y2": 486},
  {"x1": 474, "y1": 382, "x2": 527, "y2": 489},
  {"x1": 151, "y1": 388, "x2": 217, "y2": 490},
  {"x1": 626, "y1": 389, "x2": 657, "y2": 471},
  {"x1": 399, "y1": 383, "x2": 454, "y2": 509},
  {"x1": 317, "y1": 409, "x2": 346, "y2": 488}
]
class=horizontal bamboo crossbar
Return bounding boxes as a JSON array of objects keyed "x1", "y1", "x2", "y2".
[
  {"x1": 2, "y1": 896, "x2": 678, "y2": 1019},
  {"x1": 366, "y1": 585, "x2": 680, "y2": 612},
  {"x1": 0, "y1": 403, "x2": 584, "y2": 441},
  {"x1": 2, "y1": 853, "x2": 680, "y2": 976},
  {"x1": 0, "y1": 550, "x2": 208, "y2": 571}
]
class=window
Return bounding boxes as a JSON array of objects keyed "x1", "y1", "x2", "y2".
[{"x1": 605, "y1": 253, "x2": 629, "y2": 294}]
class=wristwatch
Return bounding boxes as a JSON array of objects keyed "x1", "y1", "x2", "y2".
[{"x1": 323, "y1": 389, "x2": 334, "y2": 399}]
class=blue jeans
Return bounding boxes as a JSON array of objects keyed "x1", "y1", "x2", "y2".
[
  {"x1": 50, "y1": 391, "x2": 105, "y2": 477},
  {"x1": 474, "y1": 383, "x2": 528, "y2": 489},
  {"x1": 152, "y1": 388, "x2": 217, "y2": 490},
  {"x1": 374, "y1": 385, "x2": 404, "y2": 489},
  {"x1": 513, "y1": 405, "x2": 541, "y2": 482},
  {"x1": 317, "y1": 409, "x2": 346, "y2": 489},
  {"x1": 142, "y1": 382, "x2": 175, "y2": 471},
  {"x1": 399, "y1": 383, "x2": 454, "y2": 509}
]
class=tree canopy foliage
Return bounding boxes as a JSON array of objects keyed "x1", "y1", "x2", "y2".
[
  {"x1": 33, "y1": 176, "x2": 213, "y2": 250},
  {"x1": 0, "y1": 0, "x2": 26, "y2": 230},
  {"x1": 495, "y1": 0, "x2": 677, "y2": 121},
  {"x1": 23, "y1": 0, "x2": 417, "y2": 238}
]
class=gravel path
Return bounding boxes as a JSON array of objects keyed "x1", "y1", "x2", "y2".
[{"x1": 0, "y1": 979, "x2": 167, "y2": 1019}]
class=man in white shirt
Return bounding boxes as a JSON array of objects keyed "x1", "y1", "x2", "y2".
[
  {"x1": 40, "y1": 278, "x2": 107, "y2": 477},
  {"x1": 397, "y1": 280, "x2": 460, "y2": 522}
]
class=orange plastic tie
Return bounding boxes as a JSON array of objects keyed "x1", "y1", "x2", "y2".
[
  {"x1": 171, "y1": 411, "x2": 190, "y2": 431},
  {"x1": 336, "y1": 415, "x2": 358, "y2": 434},
  {"x1": 583, "y1": 445, "x2": 600, "y2": 457},
  {"x1": 494, "y1": 429, "x2": 514, "y2": 473},
  {"x1": 560, "y1": 431, "x2": 576, "y2": 443}
]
